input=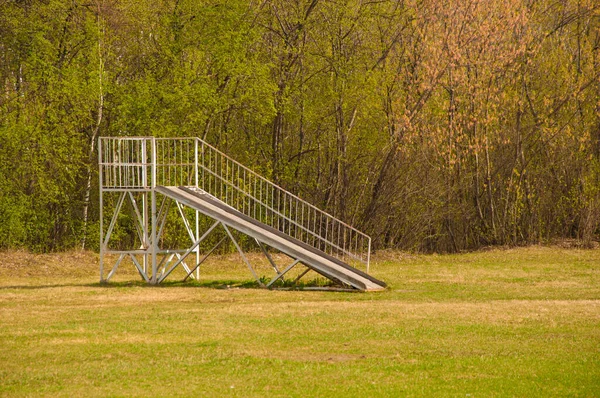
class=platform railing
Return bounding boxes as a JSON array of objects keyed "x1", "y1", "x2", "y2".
[
  {"x1": 99, "y1": 136, "x2": 371, "y2": 270},
  {"x1": 99, "y1": 137, "x2": 153, "y2": 190}
]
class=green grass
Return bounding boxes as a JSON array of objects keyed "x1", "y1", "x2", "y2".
[{"x1": 0, "y1": 246, "x2": 599, "y2": 397}]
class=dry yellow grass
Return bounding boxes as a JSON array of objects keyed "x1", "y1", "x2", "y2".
[{"x1": 0, "y1": 246, "x2": 599, "y2": 396}]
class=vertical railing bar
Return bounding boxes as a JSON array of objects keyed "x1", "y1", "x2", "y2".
[
  {"x1": 282, "y1": 192, "x2": 286, "y2": 233},
  {"x1": 289, "y1": 195, "x2": 292, "y2": 237},
  {"x1": 270, "y1": 184, "x2": 273, "y2": 227},
  {"x1": 225, "y1": 156, "x2": 228, "y2": 204},
  {"x1": 141, "y1": 140, "x2": 146, "y2": 188},
  {"x1": 195, "y1": 139, "x2": 199, "y2": 188},
  {"x1": 295, "y1": 199, "x2": 299, "y2": 239},
  {"x1": 114, "y1": 139, "x2": 118, "y2": 187},
  {"x1": 114, "y1": 139, "x2": 118, "y2": 188},
  {"x1": 367, "y1": 238, "x2": 371, "y2": 273},
  {"x1": 260, "y1": 179, "x2": 263, "y2": 223},
  {"x1": 277, "y1": 188, "x2": 280, "y2": 232},
  {"x1": 325, "y1": 217, "x2": 329, "y2": 254},
  {"x1": 337, "y1": 221, "x2": 341, "y2": 257},
  {"x1": 118, "y1": 139, "x2": 122, "y2": 188},
  {"x1": 126, "y1": 141, "x2": 129, "y2": 187},
  {"x1": 312, "y1": 210, "x2": 321, "y2": 246},
  {"x1": 99, "y1": 138, "x2": 104, "y2": 280},
  {"x1": 288, "y1": 195, "x2": 292, "y2": 237},
  {"x1": 234, "y1": 159, "x2": 237, "y2": 208},
  {"x1": 131, "y1": 140, "x2": 135, "y2": 186},
  {"x1": 181, "y1": 140, "x2": 183, "y2": 185},
  {"x1": 180, "y1": 140, "x2": 183, "y2": 185}
]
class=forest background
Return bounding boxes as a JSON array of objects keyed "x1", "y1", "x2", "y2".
[{"x1": 1, "y1": 0, "x2": 599, "y2": 253}]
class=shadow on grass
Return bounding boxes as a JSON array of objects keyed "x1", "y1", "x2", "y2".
[
  {"x1": 0, "y1": 282, "x2": 103, "y2": 290},
  {"x1": 153, "y1": 279, "x2": 261, "y2": 289},
  {"x1": 0, "y1": 277, "x2": 352, "y2": 292},
  {"x1": 0, "y1": 280, "x2": 256, "y2": 290}
]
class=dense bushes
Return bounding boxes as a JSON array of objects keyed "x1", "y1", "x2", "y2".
[{"x1": 1, "y1": 0, "x2": 599, "y2": 252}]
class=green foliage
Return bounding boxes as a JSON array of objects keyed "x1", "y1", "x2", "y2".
[{"x1": 0, "y1": 0, "x2": 599, "y2": 251}]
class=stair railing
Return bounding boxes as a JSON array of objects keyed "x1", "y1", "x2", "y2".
[{"x1": 99, "y1": 136, "x2": 371, "y2": 271}]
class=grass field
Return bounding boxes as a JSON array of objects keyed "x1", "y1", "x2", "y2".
[{"x1": 0, "y1": 246, "x2": 599, "y2": 397}]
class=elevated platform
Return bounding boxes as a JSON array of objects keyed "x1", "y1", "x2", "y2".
[
  {"x1": 99, "y1": 136, "x2": 385, "y2": 291},
  {"x1": 157, "y1": 186, "x2": 386, "y2": 291}
]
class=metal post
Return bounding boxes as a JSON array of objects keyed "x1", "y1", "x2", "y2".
[
  {"x1": 194, "y1": 138, "x2": 200, "y2": 279},
  {"x1": 367, "y1": 237, "x2": 371, "y2": 274},
  {"x1": 98, "y1": 137, "x2": 104, "y2": 282},
  {"x1": 151, "y1": 137, "x2": 158, "y2": 284},
  {"x1": 142, "y1": 140, "x2": 148, "y2": 274},
  {"x1": 142, "y1": 192, "x2": 147, "y2": 274}
]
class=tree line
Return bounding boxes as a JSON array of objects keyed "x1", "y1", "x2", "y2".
[{"x1": 1, "y1": 0, "x2": 599, "y2": 252}]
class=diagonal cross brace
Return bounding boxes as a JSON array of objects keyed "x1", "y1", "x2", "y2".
[
  {"x1": 222, "y1": 224, "x2": 265, "y2": 287},
  {"x1": 256, "y1": 238, "x2": 281, "y2": 275},
  {"x1": 157, "y1": 220, "x2": 221, "y2": 283},
  {"x1": 105, "y1": 253, "x2": 125, "y2": 281},
  {"x1": 130, "y1": 254, "x2": 150, "y2": 282},
  {"x1": 266, "y1": 259, "x2": 301, "y2": 288},
  {"x1": 103, "y1": 192, "x2": 126, "y2": 249},
  {"x1": 183, "y1": 236, "x2": 227, "y2": 282}
]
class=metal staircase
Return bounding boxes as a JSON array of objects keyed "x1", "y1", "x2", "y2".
[{"x1": 98, "y1": 137, "x2": 385, "y2": 291}]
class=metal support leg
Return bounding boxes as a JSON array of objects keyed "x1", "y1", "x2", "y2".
[
  {"x1": 143, "y1": 192, "x2": 148, "y2": 274},
  {"x1": 256, "y1": 238, "x2": 281, "y2": 275},
  {"x1": 222, "y1": 224, "x2": 264, "y2": 287},
  {"x1": 150, "y1": 189, "x2": 158, "y2": 284},
  {"x1": 183, "y1": 236, "x2": 227, "y2": 282},
  {"x1": 195, "y1": 210, "x2": 200, "y2": 280},
  {"x1": 99, "y1": 142, "x2": 104, "y2": 283}
]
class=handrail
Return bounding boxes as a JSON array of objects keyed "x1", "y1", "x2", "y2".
[{"x1": 99, "y1": 136, "x2": 371, "y2": 270}]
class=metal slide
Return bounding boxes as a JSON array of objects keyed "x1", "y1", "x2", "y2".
[{"x1": 156, "y1": 186, "x2": 387, "y2": 291}]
